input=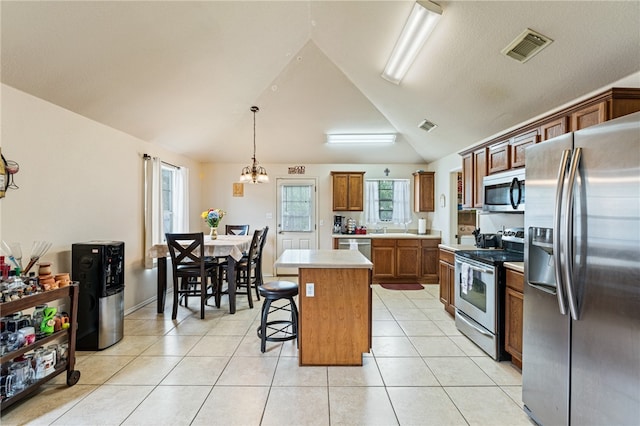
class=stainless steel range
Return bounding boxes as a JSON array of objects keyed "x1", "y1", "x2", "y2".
[{"x1": 454, "y1": 228, "x2": 524, "y2": 360}]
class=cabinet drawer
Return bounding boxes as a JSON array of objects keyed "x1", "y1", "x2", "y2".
[
  {"x1": 439, "y1": 249, "x2": 455, "y2": 264},
  {"x1": 372, "y1": 239, "x2": 395, "y2": 247},
  {"x1": 397, "y1": 239, "x2": 419, "y2": 247},
  {"x1": 421, "y1": 239, "x2": 440, "y2": 248},
  {"x1": 506, "y1": 268, "x2": 524, "y2": 292}
]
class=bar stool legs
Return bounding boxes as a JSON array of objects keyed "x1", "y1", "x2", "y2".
[{"x1": 256, "y1": 281, "x2": 298, "y2": 353}]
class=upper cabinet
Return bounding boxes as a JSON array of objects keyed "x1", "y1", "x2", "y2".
[
  {"x1": 413, "y1": 171, "x2": 435, "y2": 212},
  {"x1": 459, "y1": 87, "x2": 640, "y2": 210},
  {"x1": 331, "y1": 171, "x2": 365, "y2": 211}
]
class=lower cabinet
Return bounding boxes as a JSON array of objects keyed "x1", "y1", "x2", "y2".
[
  {"x1": 438, "y1": 248, "x2": 455, "y2": 317},
  {"x1": 371, "y1": 238, "x2": 440, "y2": 283},
  {"x1": 505, "y1": 268, "x2": 524, "y2": 369}
]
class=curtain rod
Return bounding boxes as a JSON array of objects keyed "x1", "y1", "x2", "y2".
[{"x1": 143, "y1": 153, "x2": 180, "y2": 169}]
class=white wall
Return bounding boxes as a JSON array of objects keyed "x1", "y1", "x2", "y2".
[
  {"x1": 426, "y1": 152, "x2": 462, "y2": 245},
  {"x1": 1, "y1": 85, "x2": 203, "y2": 312}
]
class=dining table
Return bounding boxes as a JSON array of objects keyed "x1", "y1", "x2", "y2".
[{"x1": 148, "y1": 234, "x2": 253, "y2": 315}]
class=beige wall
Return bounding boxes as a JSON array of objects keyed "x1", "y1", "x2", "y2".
[{"x1": 1, "y1": 85, "x2": 204, "y2": 312}]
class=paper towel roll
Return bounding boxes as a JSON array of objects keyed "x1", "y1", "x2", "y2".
[{"x1": 418, "y1": 218, "x2": 427, "y2": 235}]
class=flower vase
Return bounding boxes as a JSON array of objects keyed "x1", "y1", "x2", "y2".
[{"x1": 209, "y1": 227, "x2": 218, "y2": 239}]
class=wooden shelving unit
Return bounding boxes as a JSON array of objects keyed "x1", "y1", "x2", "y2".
[{"x1": 0, "y1": 284, "x2": 81, "y2": 411}]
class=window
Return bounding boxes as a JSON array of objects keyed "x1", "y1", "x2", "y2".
[
  {"x1": 161, "y1": 164, "x2": 176, "y2": 234},
  {"x1": 365, "y1": 179, "x2": 411, "y2": 225},
  {"x1": 280, "y1": 184, "x2": 313, "y2": 232}
]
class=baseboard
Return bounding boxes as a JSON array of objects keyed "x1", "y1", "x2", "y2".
[{"x1": 124, "y1": 290, "x2": 172, "y2": 316}]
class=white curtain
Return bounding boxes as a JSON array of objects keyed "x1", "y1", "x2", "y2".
[
  {"x1": 391, "y1": 180, "x2": 411, "y2": 225},
  {"x1": 174, "y1": 166, "x2": 189, "y2": 233},
  {"x1": 364, "y1": 180, "x2": 380, "y2": 224},
  {"x1": 144, "y1": 156, "x2": 163, "y2": 269}
]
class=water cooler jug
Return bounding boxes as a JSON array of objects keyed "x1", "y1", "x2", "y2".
[{"x1": 72, "y1": 241, "x2": 125, "y2": 350}]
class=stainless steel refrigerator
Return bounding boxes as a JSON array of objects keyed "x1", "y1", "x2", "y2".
[{"x1": 523, "y1": 111, "x2": 640, "y2": 426}]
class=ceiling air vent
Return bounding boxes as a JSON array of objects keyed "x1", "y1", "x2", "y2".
[
  {"x1": 419, "y1": 119, "x2": 437, "y2": 132},
  {"x1": 501, "y1": 28, "x2": 553, "y2": 63}
]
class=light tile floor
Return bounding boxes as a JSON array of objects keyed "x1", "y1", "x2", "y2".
[{"x1": 1, "y1": 283, "x2": 534, "y2": 425}]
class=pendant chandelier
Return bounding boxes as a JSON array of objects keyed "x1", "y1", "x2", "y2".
[{"x1": 240, "y1": 106, "x2": 269, "y2": 184}]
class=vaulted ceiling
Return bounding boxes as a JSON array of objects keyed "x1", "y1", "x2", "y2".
[{"x1": 2, "y1": 1, "x2": 639, "y2": 165}]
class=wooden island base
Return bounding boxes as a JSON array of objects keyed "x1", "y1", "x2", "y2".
[
  {"x1": 298, "y1": 267, "x2": 371, "y2": 366},
  {"x1": 273, "y1": 249, "x2": 373, "y2": 366}
]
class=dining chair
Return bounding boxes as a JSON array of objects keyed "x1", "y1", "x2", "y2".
[
  {"x1": 225, "y1": 224, "x2": 250, "y2": 235},
  {"x1": 255, "y1": 226, "x2": 269, "y2": 290},
  {"x1": 165, "y1": 233, "x2": 220, "y2": 319},
  {"x1": 226, "y1": 228, "x2": 264, "y2": 309}
]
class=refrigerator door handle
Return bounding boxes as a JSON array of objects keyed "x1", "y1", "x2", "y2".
[
  {"x1": 553, "y1": 149, "x2": 571, "y2": 316},
  {"x1": 562, "y1": 147, "x2": 582, "y2": 320}
]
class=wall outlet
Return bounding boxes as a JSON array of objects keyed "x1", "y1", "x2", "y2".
[{"x1": 306, "y1": 283, "x2": 314, "y2": 297}]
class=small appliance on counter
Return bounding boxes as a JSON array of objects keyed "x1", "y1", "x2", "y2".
[
  {"x1": 471, "y1": 228, "x2": 500, "y2": 248},
  {"x1": 333, "y1": 215, "x2": 345, "y2": 234}
]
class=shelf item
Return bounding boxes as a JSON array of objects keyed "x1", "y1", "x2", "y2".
[{"x1": 1, "y1": 284, "x2": 81, "y2": 410}]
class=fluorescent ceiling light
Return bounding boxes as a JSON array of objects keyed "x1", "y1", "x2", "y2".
[
  {"x1": 382, "y1": 1, "x2": 443, "y2": 84},
  {"x1": 326, "y1": 134, "x2": 397, "y2": 144}
]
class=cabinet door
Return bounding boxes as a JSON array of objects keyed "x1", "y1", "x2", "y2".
[
  {"x1": 347, "y1": 173, "x2": 364, "y2": 211},
  {"x1": 488, "y1": 141, "x2": 510, "y2": 174},
  {"x1": 540, "y1": 117, "x2": 568, "y2": 141},
  {"x1": 396, "y1": 240, "x2": 420, "y2": 279},
  {"x1": 571, "y1": 102, "x2": 607, "y2": 131},
  {"x1": 511, "y1": 130, "x2": 538, "y2": 168},
  {"x1": 413, "y1": 172, "x2": 435, "y2": 212},
  {"x1": 372, "y1": 240, "x2": 395, "y2": 280},
  {"x1": 505, "y1": 286, "x2": 524, "y2": 368},
  {"x1": 439, "y1": 260, "x2": 450, "y2": 305},
  {"x1": 473, "y1": 148, "x2": 487, "y2": 209},
  {"x1": 462, "y1": 154, "x2": 473, "y2": 208},
  {"x1": 332, "y1": 173, "x2": 349, "y2": 211},
  {"x1": 421, "y1": 240, "x2": 439, "y2": 283}
]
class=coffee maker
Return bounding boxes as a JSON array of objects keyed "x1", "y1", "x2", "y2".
[{"x1": 333, "y1": 215, "x2": 345, "y2": 234}]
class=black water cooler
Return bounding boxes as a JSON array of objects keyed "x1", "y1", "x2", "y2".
[{"x1": 72, "y1": 241, "x2": 125, "y2": 351}]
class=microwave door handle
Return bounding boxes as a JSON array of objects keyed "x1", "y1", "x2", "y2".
[
  {"x1": 553, "y1": 149, "x2": 571, "y2": 316},
  {"x1": 562, "y1": 147, "x2": 582, "y2": 321},
  {"x1": 509, "y1": 177, "x2": 518, "y2": 209}
]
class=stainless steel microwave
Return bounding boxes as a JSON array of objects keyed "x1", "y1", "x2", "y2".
[{"x1": 482, "y1": 169, "x2": 525, "y2": 212}]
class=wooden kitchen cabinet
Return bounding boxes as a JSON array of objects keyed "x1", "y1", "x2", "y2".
[
  {"x1": 372, "y1": 239, "x2": 395, "y2": 280},
  {"x1": 421, "y1": 239, "x2": 439, "y2": 283},
  {"x1": 331, "y1": 171, "x2": 364, "y2": 211},
  {"x1": 488, "y1": 140, "x2": 510, "y2": 174},
  {"x1": 571, "y1": 101, "x2": 607, "y2": 131},
  {"x1": 461, "y1": 153, "x2": 473, "y2": 208},
  {"x1": 540, "y1": 116, "x2": 568, "y2": 141},
  {"x1": 438, "y1": 248, "x2": 455, "y2": 317},
  {"x1": 372, "y1": 238, "x2": 441, "y2": 283},
  {"x1": 396, "y1": 239, "x2": 420, "y2": 279},
  {"x1": 413, "y1": 171, "x2": 435, "y2": 212},
  {"x1": 473, "y1": 147, "x2": 487, "y2": 208},
  {"x1": 510, "y1": 130, "x2": 539, "y2": 168},
  {"x1": 505, "y1": 268, "x2": 524, "y2": 369}
]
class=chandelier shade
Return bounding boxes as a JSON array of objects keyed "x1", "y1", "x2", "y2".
[{"x1": 239, "y1": 106, "x2": 269, "y2": 184}]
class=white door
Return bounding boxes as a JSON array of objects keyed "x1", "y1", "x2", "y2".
[{"x1": 276, "y1": 178, "x2": 318, "y2": 275}]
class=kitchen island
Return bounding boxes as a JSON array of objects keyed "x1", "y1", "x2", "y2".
[{"x1": 274, "y1": 249, "x2": 372, "y2": 366}]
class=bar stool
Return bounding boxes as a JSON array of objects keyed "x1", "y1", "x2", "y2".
[{"x1": 256, "y1": 280, "x2": 298, "y2": 353}]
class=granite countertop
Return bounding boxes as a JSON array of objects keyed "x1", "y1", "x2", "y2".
[
  {"x1": 274, "y1": 249, "x2": 373, "y2": 269},
  {"x1": 332, "y1": 232, "x2": 441, "y2": 239},
  {"x1": 504, "y1": 262, "x2": 524, "y2": 273}
]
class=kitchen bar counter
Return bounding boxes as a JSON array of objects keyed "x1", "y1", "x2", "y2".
[
  {"x1": 438, "y1": 242, "x2": 478, "y2": 251},
  {"x1": 274, "y1": 249, "x2": 372, "y2": 366}
]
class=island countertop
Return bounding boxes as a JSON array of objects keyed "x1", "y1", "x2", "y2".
[{"x1": 274, "y1": 249, "x2": 372, "y2": 269}]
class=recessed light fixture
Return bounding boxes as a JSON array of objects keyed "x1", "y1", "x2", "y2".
[
  {"x1": 326, "y1": 134, "x2": 397, "y2": 144},
  {"x1": 382, "y1": 1, "x2": 443, "y2": 84}
]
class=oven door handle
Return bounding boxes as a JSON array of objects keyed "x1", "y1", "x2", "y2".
[
  {"x1": 456, "y1": 310, "x2": 493, "y2": 337},
  {"x1": 455, "y1": 260, "x2": 494, "y2": 274}
]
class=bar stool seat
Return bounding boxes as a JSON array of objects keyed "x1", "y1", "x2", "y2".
[{"x1": 257, "y1": 280, "x2": 298, "y2": 353}]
